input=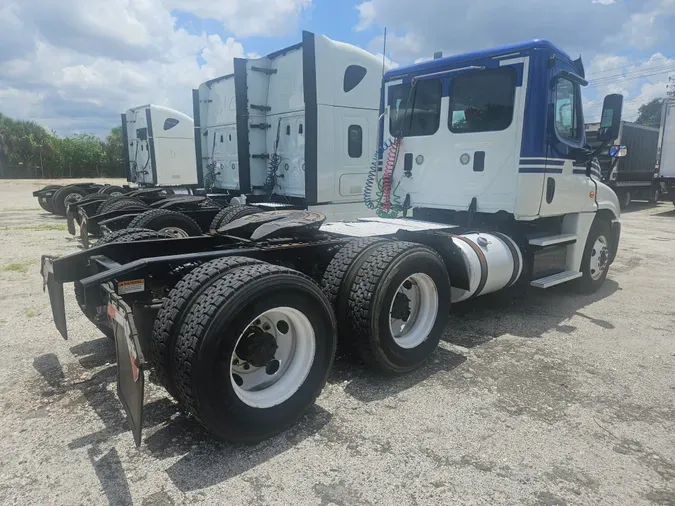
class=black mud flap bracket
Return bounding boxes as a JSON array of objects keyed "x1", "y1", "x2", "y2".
[
  {"x1": 66, "y1": 208, "x2": 77, "y2": 235},
  {"x1": 80, "y1": 213, "x2": 90, "y2": 249},
  {"x1": 41, "y1": 255, "x2": 68, "y2": 339},
  {"x1": 103, "y1": 284, "x2": 146, "y2": 447}
]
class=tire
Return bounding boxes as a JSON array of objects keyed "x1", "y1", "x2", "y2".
[
  {"x1": 96, "y1": 196, "x2": 149, "y2": 214},
  {"x1": 52, "y1": 185, "x2": 89, "y2": 216},
  {"x1": 151, "y1": 256, "x2": 265, "y2": 400},
  {"x1": 128, "y1": 209, "x2": 202, "y2": 237},
  {"x1": 576, "y1": 218, "x2": 612, "y2": 294},
  {"x1": 320, "y1": 237, "x2": 389, "y2": 349},
  {"x1": 98, "y1": 185, "x2": 126, "y2": 196},
  {"x1": 209, "y1": 205, "x2": 263, "y2": 233},
  {"x1": 346, "y1": 241, "x2": 450, "y2": 375},
  {"x1": 95, "y1": 227, "x2": 172, "y2": 246},
  {"x1": 78, "y1": 228, "x2": 172, "y2": 337},
  {"x1": 37, "y1": 185, "x2": 62, "y2": 213},
  {"x1": 619, "y1": 190, "x2": 631, "y2": 209},
  {"x1": 649, "y1": 188, "x2": 661, "y2": 205},
  {"x1": 172, "y1": 264, "x2": 337, "y2": 442}
]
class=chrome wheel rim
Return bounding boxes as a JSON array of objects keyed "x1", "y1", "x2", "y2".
[
  {"x1": 388, "y1": 273, "x2": 439, "y2": 349},
  {"x1": 158, "y1": 226, "x2": 189, "y2": 238},
  {"x1": 230, "y1": 307, "x2": 315, "y2": 409},
  {"x1": 590, "y1": 235, "x2": 609, "y2": 281}
]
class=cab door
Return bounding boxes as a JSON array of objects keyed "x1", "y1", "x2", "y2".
[{"x1": 539, "y1": 71, "x2": 596, "y2": 216}]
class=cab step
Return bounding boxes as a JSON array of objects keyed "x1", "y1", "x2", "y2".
[
  {"x1": 531, "y1": 270, "x2": 582, "y2": 289},
  {"x1": 528, "y1": 234, "x2": 577, "y2": 247}
]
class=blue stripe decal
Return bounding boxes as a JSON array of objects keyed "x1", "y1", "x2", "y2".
[
  {"x1": 573, "y1": 169, "x2": 586, "y2": 175},
  {"x1": 518, "y1": 167, "x2": 563, "y2": 174},
  {"x1": 520, "y1": 159, "x2": 565, "y2": 166}
]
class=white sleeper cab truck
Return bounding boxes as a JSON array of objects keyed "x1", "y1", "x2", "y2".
[
  {"x1": 34, "y1": 105, "x2": 199, "y2": 216},
  {"x1": 194, "y1": 31, "x2": 384, "y2": 221},
  {"x1": 122, "y1": 105, "x2": 198, "y2": 186},
  {"x1": 40, "y1": 40, "x2": 624, "y2": 447},
  {"x1": 657, "y1": 99, "x2": 675, "y2": 203}
]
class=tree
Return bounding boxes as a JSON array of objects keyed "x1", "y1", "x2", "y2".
[
  {"x1": 635, "y1": 98, "x2": 664, "y2": 128},
  {"x1": 104, "y1": 126, "x2": 125, "y2": 177}
]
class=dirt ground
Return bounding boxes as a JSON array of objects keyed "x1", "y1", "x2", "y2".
[{"x1": 0, "y1": 179, "x2": 674, "y2": 506}]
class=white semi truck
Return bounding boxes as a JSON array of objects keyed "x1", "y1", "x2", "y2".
[
  {"x1": 41, "y1": 39, "x2": 624, "y2": 446},
  {"x1": 34, "y1": 104, "x2": 201, "y2": 216},
  {"x1": 657, "y1": 99, "x2": 675, "y2": 203},
  {"x1": 194, "y1": 31, "x2": 385, "y2": 222}
]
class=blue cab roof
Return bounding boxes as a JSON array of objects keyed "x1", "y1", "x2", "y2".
[{"x1": 385, "y1": 39, "x2": 575, "y2": 80}]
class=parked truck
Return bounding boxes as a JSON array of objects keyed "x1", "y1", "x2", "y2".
[
  {"x1": 40, "y1": 38, "x2": 624, "y2": 447},
  {"x1": 33, "y1": 104, "x2": 202, "y2": 217},
  {"x1": 586, "y1": 121, "x2": 660, "y2": 208},
  {"x1": 656, "y1": 99, "x2": 675, "y2": 204}
]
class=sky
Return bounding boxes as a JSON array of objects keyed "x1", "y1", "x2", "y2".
[{"x1": 1, "y1": 0, "x2": 674, "y2": 137}]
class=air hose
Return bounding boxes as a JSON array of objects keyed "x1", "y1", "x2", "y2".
[
  {"x1": 363, "y1": 137, "x2": 404, "y2": 218},
  {"x1": 263, "y1": 118, "x2": 283, "y2": 195}
]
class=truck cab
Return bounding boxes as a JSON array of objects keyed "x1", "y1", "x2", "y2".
[{"x1": 379, "y1": 40, "x2": 621, "y2": 222}]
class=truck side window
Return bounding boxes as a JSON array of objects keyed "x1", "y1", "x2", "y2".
[
  {"x1": 348, "y1": 125, "x2": 363, "y2": 158},
  {"x1": 555, "y1": 77, "x2": 582, "y2": 142},
  {"x1": 344, "y1": 65, "x2": 368, "y2": 93},
  {"x1": 389, "y1": 79, "x2": 442, "y2": 137},
  {"x1": 448, "y1": 67, "x2": 516, "y2": 133}
]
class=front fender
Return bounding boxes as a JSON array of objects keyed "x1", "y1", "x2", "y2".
[{"x1": 595, "y1": 181, "x2": 620, "y2": 219}]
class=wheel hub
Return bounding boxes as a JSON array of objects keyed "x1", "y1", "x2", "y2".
[
  {"x1": 589, "y1": 235, "x2": 610, "y2": 280},
  {"x1": 391, "y1": 292, "x2": 412, "y2": 321},
  {"x1": 235, "y1": 326, "x2": 278, "y2": 367},
  {"x1": 159, "y1": 226, "x2": 189, "y2": 238}
]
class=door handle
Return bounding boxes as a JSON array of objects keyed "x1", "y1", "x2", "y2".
[{"x1": 546, "y1": 177, "x2": 556, "y2": 203}]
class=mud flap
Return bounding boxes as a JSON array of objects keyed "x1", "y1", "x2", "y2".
[
  {"x1": 105, "y1": 286, "x2": 146, "y2": 447},
  {"x1": 41, "y1": 255, "x2": 68, "y2": 339},
  {"x1": 66, "y1": 209, "x2": 76, "y2": 235}
]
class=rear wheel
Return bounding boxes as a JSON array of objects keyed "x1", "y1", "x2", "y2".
[
  {"x1": 151, "y1": 256, "x2": 265, "y2": 400},
  {"x1": 321, "y1": 237, "x2": 389, "y2": 352},
  {"x1": 97, "y1": 196, "x2": 149, "y2": 214},
  {"x1": 576, "y1": 218, "x2": 612, "y2": 294},
  {"x1": 128, "y1": 209, "x2": 202, "y2": 237},
  {"x1": 346, "y1": 241, "x2": 450, "y2": 374},
  {"x1": 209, "y1": 205, "x2": 262, "y2": 233},
  {"x1": 52, "y1": 186, "x2": 89, "y2": 216},
  {"x1": 172, "y1": 264, "x2": 337, "y2": 442},
  {"x1": 98, "y1": 185, "x2": 125, "y2": 196}
]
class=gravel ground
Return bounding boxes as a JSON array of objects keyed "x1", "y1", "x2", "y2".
[{"x1": 0, "y1": 179, "x2": 674, "y2": 506}]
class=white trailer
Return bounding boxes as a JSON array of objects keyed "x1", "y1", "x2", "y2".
[{"x1": 657, "y1": 99, "x2": 675, "y2": 203}]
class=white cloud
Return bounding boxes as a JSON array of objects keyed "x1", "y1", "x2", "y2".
[
  {"x1": 0, "y1": 0, "x2": 286, "y2": 136},
  {"x1": 162, "y1": 0, "x2": 311, "y2": 37},
  {"x1": 355, "y1": 1, "x2": 376, "y2": 32}
]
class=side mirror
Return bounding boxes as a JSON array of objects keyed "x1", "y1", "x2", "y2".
[
  {"x1": 609, "y1": 145, "x2": 628, "y2": 158},
  {"x1": 598, "y1": 94, "x2": 623, "y2": 143}
]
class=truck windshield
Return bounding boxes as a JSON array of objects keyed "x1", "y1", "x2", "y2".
[{"x1": 389, "y1": 79, "x2": 442, "y2": 137}]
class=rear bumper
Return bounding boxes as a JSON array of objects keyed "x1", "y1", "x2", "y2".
[{"x1": 610, "y1": 219, "x2": 621, "y2": 265}]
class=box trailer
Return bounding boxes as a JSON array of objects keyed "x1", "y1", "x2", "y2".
[
  {"x1": 586, "y1": 121, "x2": 660, "y2": 208},
  {"x1": 657, "y1": 99, "x2": 675, "y2": 203}
]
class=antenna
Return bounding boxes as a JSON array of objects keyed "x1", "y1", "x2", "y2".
[{"x1": 381, "y1": 27, "x2": 387, "y2": 78}]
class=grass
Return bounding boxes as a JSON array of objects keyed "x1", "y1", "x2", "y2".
[
  {"x1": 6, "y1": 223, "x2": 67, "y2": 232},
  {"x1": 2, "y1": 260, "x2": 34, "y2": 273},
  {"x1": 25, "y1": 307, "x2": 41, "y2": 318}
]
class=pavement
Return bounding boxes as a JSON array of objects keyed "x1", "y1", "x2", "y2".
[{"x1": 0, "y1": 179, "x2": 674, "y2": 506}]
